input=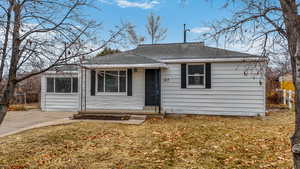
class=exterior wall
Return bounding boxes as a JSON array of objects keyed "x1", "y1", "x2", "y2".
[
  {"x1": 41, "y1": 73, "x2": 79, "y2": 112},
  {"x1": 161, "y1": 62, "x2": 266, "y2": 116},
  {"x1": 81, "y1": 68, "x2": 145, "y2": 110}
]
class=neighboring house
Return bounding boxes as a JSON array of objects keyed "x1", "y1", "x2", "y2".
[
  {"x1": 279, "y1": 72, "x2": 295, "y2": 91},
  {"x1": 41, "y1": 42, "x2": 266, "y2": 116},
  {"x1": 0, "y1": 74, "x2": 41, "y2": 104}
]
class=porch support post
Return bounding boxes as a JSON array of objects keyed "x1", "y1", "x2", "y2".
[
  {"x1": 80, "y1": 67, "x2": 83, "y2": 111},
  {"x1": 158, "y1": 68, "x2": 161, "y2": 114},
  {"x1": 85, "y1": 68, "x2": 87, "y2": 111}
]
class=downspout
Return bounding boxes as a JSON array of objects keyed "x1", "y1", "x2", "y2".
[
  {"x1": 158, "y1": 69, "x2": 161, "y2": 114},
  {"x1": 80, "y1": 67, "x2": 83, "y2": 111},
  {"x1": 84, "y1": 68, "x2": 87, "y2": 111}
]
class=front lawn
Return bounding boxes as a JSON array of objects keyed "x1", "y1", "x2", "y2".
[{"x1": 0, "y1": 111, "x2": 294, "y2": 169}]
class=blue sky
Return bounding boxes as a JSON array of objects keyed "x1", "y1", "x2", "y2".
[{"x1": 88, "y1": 0, "x2": 233, "y2": 45}]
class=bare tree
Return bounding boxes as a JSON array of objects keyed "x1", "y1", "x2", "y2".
[
  {"x1": 127, "y1": 23, "x2": 145, "y2": 46},
  {"x1": 195, "y1": 0, "x2": 300, "y2": 167},
  {"x1": 145, "y1": 12, "x2": 167, "y2": 44},
  {"x1": 0, "y1": 0, "x2": 125, "y2": 125}
]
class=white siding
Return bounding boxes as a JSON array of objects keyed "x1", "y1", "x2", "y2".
[
  {"x1": 161, "y1": 62, "x2": 266, "y2": 116},
  {"x1": 41, "y1": 73, "x2": 79, "y2": 112},
  {"x1": 81, "y1": 68, "x2": 145, "y2": 110}
]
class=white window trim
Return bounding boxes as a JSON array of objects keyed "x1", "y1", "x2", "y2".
[
  {"x1": 46, "y1": 77, "x2": 78, "y2": 94},
  {"x1": 186, "y1": 63, "x2": 206, "y2": 88},
  {"x1": 96, "y1": 69, "x2": 127, "y2": 95}
]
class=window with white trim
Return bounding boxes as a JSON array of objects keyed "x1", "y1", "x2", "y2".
[
  {"x1": 187, "y1": 64, "x2": 205, "y2": 88},
  {"x1": 97, "y1": 70, "x2": 127, "y2": 93},
  {"x1": 46, "y1": 77, "x2": 78, "y2": 93}
]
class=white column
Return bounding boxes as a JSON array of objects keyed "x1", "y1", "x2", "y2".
[
  {"x1": 288, "y1": 90, "x2": 292, "y2": 109},
  {"x1": 283, "y1": 89, "x2": 286, "y2": 105}
]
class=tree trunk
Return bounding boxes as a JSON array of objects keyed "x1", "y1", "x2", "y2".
[
  {"x1": 0, "y1": 82, "x2": 16, "y2": 125},
  {"x1": 0, "y1": 3, "x2": 13, "y2": 83},
  {"x1": 289, "y1": 26, "x2": 300, "y2": 168},
  {"x1": 0, "y1": 104, "x2": 8, "y2": 125},
  {"x1": 0, "y1": 1, "x2": 21, "y2": 125},
  {"x1": 291, "y1": 50, "x2": 300, "y2": 168}
]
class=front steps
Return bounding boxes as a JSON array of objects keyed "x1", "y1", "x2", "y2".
[
  {"x1": 73, "y1": 113, "x2": 131, "y2": 120},
  {"x1": 73, "y1": 108, "x2": 164, "y2": 120}
]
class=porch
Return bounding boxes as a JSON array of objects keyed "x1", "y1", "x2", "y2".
[
  {"x1": 78, "y1": 59, "x2": 167, "y2": 118},
  {"x1": 74, "y1": 106, "x2": 165, "y2": 120}
]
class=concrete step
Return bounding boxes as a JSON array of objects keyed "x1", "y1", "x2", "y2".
[
  {"x1": 78, "y1": 109, "x2": 160, "y2": 115},
  {"x1": 143, "y1": 106, "x2": 160, "y2": 111},
  {"x1": 130, "y1": 115, "x2": 147, "y2": 120},
  {"x1": 73, "y1": 113, "x2": 130, "y2": 120}
]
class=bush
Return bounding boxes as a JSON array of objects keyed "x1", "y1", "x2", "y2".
[
  {"x1": 267, "y1": 92, "x2": 283, "y2": 104},
  {"x1": 8, "y1": 105, "x2": 27, "y2": 111}
]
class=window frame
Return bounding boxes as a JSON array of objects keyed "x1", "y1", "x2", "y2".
[
  {"x1": 46, "y1": 76, "x2": 78, "y2": 94},
  {"x1": 186, "y1": 63, "x2": 206, "y2": 88},
  {"x1": 96, "y1": 69, "x2": 127, "y2": 95}
]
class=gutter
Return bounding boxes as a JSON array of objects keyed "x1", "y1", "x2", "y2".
[
  {"x1": 83, "y1": 63, "x2": 168, "y2": 68},
  {"x1": 159, "y1": 57, "x2": 266, "y2": 63}
]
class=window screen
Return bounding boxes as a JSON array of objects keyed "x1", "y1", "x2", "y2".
[
  {"x1": 46, "y1": 78, "x2": 54, "y2": 92},
  {"x1": 119, "y1": 71, "x2": 126, "y2": 92},
  {"x1": 187, "y1": 64, "x2": 205, "y2": 86},
  {"x1": 97, "y1": 70, "x2": 127, "y2": 93},
  {"x1": 97, "y1": 71, "x2": 104, "y2": 92},
  {"x1": 55, "y1": 78, "x2": 71, "y2": 93},
  {"x1": 105, "y1": 71, "x2": 118, "y2": 92},
  {"x1": 72, "y1": 77, "x2": 78, "y2": 93}
]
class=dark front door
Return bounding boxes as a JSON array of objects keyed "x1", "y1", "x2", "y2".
[{"x1": 145, "y1": 69, "x2": 160, "y2": 106}]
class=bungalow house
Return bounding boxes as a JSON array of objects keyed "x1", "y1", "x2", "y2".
[{"x1": 41, "y1": 42, "x2": 266, "y2": 116}]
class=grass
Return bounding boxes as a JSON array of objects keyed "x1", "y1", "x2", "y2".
[{"x1": 0, "y1": 110, "x2": 295, "y2": 169}]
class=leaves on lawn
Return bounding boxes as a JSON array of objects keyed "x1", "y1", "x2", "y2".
[{"x1": 0, "y1": 110, "x2": 294, "y2": 169}]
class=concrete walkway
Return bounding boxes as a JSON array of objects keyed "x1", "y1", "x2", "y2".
[
  {"x1": 0, "y1": 110, "x2": 75, "y2": 137},
  {"x1": 0, "y1": 110, "x2": 146, "y2": 137}
]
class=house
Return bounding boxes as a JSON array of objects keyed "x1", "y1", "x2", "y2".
[
  {"x1": 41, "y1": 42, "x2": 266, "y2": 116},
  {"x1": 279, "y1": 72, "x2": 295, "y2": 91}
]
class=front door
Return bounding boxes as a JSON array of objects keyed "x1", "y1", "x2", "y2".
[{"x1": 145, "y1": 69, "x2": 160, "y2": 106}]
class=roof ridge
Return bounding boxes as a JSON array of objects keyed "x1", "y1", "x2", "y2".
[{"x1": 138, "y1": 42, "x2": 204, "y2": 46}]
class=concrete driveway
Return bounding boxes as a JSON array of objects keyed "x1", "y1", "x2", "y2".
[{"x1": 0, "y1": 110, "x2": 75, "y2": 137}]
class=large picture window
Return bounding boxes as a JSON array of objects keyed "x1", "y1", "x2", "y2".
[
  {"x1": 97, "y1": 70, "x2": 127, "y2": 93},
  {"x1": 46, "y1": 77, "x2": 78, "y2": 93},
  {"x1": 187, "y1": 64, "x2": 205, "y2": 88}
]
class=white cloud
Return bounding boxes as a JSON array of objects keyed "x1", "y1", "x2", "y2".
[
  {"x1": 115, "y1": 0, "x2": 160, "y2": 9},
  {"x1": 191, "y1": 27, "x2": 211, "y2": 34},
  {"x1": 98, "y1": 0, "x2": 112, "y2": 4}
]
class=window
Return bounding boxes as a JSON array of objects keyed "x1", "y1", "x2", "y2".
[
  {"x1": 72, "y1": 77, "x2": 78, "y2": 93},
  {"x1": 46, "y1": 77, "x2": 78, "y2": 93},
  {"x1": 46, "y1": 78, "x2": 54, "y2": 92},
  {"x1": 97, "y1": 70, "x2": 127, "y2": 93},
  {"x1": 187, "y1": 64, "x2": 205, "y2": 88}
]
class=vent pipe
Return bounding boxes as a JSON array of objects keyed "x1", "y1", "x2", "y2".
[{"x1": 183, "y1": 24, "x2": 190, "y2": 43}]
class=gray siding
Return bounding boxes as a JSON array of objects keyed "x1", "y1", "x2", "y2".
[
  {"x1": 161, "y1": 62, "x2": 265, "y2": 116},
  {"x1": 41, "y1": 73, "x2": 79, "y2": 112},
  {"x1": 81, "y1": 68, "x2": 145, "y2": 110}
]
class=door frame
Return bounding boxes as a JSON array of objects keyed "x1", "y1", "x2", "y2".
[{"x1": 144, "y1": 69, "x2": 161, "y2": 108}]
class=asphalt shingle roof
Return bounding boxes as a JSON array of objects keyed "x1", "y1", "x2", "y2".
[
  {"x1": 85, "y1": 52, "x2": 161, "y2": 65},
  {"x1": 85, "y1": 42, "x2": 258, "y2": 65}
]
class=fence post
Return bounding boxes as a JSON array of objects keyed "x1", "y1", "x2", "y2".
[
  {"x1": 288, "y1": 90, "x2": 292, "y2": 109},
  {"x1": 283, "y1": 89, "x2": 286, "y2": 105},
  {"x1": 24, "y1": 93, "x2": 27, "y2": 105}
]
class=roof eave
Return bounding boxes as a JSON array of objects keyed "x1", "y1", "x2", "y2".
[
  {"x1": 159, "y1": 57, "x2": 266, "y2": 63},
  {"x1": 83, "y1": 63, "x2": 168, "y2": 68}
]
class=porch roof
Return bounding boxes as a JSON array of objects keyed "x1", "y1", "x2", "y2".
[{"x1": 84, "y1": 52, "x2": 167, "y2": 68}]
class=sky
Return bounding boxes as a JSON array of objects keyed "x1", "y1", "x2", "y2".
[{"x1": 86, "y1": 0, "x2": 236, "y2": 49}]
